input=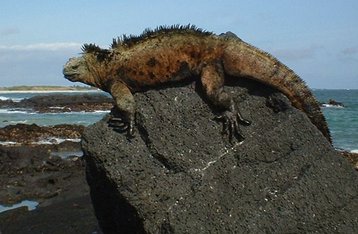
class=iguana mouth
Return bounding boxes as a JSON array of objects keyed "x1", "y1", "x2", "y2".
[
  {"x1": 63, "y1": 70, "x2": 80, "y2": 81},
  {"x1": 63, "y1": 57, "x2": 84, "y2": 81}
]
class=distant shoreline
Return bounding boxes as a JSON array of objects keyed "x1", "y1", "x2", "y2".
[
  {"x1": 0, "y1": 90, "x2": 101, "y2": 94},
  {"x1": 0, "y1": 86, "x2": 100, "y2": 93}
]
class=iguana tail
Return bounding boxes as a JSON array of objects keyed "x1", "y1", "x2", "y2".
[{"x1": 222, "y1": 38, "x2": 332, "y2": 143}]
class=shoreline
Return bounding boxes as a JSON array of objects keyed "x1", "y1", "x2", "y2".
[{"x1": 0, "y1": 89, "x2": 102, "y2": 94}]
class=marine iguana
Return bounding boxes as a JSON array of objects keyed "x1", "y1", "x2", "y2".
[{"x1": 63, "y1": 25, "x2": 331, "y2": 143}]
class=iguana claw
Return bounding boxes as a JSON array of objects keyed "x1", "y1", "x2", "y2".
[
  {"x1": 215, "y1": 111, "x2": 251, "y2": 142},
  {"x1": 108, "y1": 116, "x2": 135, "y2": 138}
]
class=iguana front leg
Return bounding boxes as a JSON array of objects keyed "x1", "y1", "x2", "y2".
[
  {"x1": 201, "y1": 63, "x2": 251, "y2": 141},
  {"x1": 109, "y1": 81, "x2": 136, "y2": 136}
]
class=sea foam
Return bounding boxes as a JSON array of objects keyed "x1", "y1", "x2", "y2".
[
  {"x1": 0, "y1": 96, "x2": 9, "y2": 101},
  {"x1": 32, "y1": 137, "x2": 81, "y2": 145},
  {"x1": 0, "y1": 141, "x2": 18, "y2": 146},
  {"x1": 321, "y1": 104, "x2": 344, "y2": 108},
  {"x1": 0, "y1": 200, "x2": 39, "y2": 213},
  {"x1": 0, "y1": 138, "x2": 81, "y2": 146},
  {"x1": 0, "y1": 109, "x2": 32, "y2": 114},
  {"x1": 0, "y1": 96, "x2": 23, "y2": 102},
  {"x1": 50, "y1": 150, "x2": 84, "y2": 159}
]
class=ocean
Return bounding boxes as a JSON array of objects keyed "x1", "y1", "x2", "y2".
[
  {"x1": 0, "y1": 91, "x2": 109, "y2": 127},
  {"x1": 314, "y1": 89, "x2": 358, "y2": 152},
  {"x1": 0, "y1": 89, "x2": 357, "y2": 152}
]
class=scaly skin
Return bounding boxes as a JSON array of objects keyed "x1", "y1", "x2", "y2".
[{"x1": 63, "y1": 25, "x2": 331, "y2": 143}]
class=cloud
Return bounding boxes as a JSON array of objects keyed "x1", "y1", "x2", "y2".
[
  {"x1": 0, "y1": 43, "x2": 80, "y2": 86},
  {"x1": 0, "y1": 27, "x2": 20, "y2": 37},
  {"x1": 0, "y1": 42, "x2": 82, "y2": 51},
  {"x1": 272, "y1": 46, "x2": 322, "y2": 61},
  {"x1": 341, "y1": 46, "x2": 358, "y2": 56}
]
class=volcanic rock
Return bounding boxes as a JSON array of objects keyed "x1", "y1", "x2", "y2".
[
  {"x1": 82, "y1": 79, "x2": 358, "y2": 233},
  {"x1": 0, "y1": 123, "x2": 99, "y2": 233},
  {"x1": 0, "y1": 93, "x2": 113, "y2": 113},
  {"x1": 0, "y1": 123, "x2": 84, "y2": 145},
  {"x1": 0, "y1": 195, "x2": 100, "y2": 234}
]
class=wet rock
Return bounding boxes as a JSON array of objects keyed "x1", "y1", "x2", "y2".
[
  {"x1": 0, "y1": 93, "x2": 113, "y2": 113},
  {"x1": 328, "y1": 99, "x2": 344, "y2": 107},
  {"x1": 0, "y1": 144, "x2": 86, "y2": 205},
  {"x1": 0, "y1": 123, "x2": 99, "y2": 233},
  {"x1": 0, "y1": 195, "x2": 100, "y2": 234},
  {"x1": 0, "y1": 123, "x2": 88, "y2": 205},
  {"x1": 0, "y1": 123, "x2": 84, "y2": 145},
  {"x1": 321, "y1": 99, "x2": 345, "y2": 108},
  {"x1": 83, "y1": 79, "x2": 358, "y2": 233}
]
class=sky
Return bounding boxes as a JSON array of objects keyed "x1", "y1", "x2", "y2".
[{"x1": 0, "y1": 0, "x2": 357, "y2": 89}]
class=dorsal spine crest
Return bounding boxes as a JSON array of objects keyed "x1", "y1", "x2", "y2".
[{"x1": 111, "y1": 24, "x2": 213, "y2": 49}]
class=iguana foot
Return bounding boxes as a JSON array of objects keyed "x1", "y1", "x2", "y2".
[
  {"x1": 215, "y1": 111, "x2": 251, "y2": 142},
  {"x1": 108, "y1": 116, "x2": 135, "y2": 138}
]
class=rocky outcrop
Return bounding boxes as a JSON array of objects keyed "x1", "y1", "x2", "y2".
[
  {"x1": 0, "y1": 123, "x2": 84, "y2": 145},
  {"x1": 320, "y1": 99, "x2": 345, "y2": 108},
  {"x1": 82, "y1": 79, "x2": 358, "y2": 233},
  {"x1": 0, "y1": 144, "x2": 84, "y2": 204},
  {"x1": 0, "y1": 124, "x2": 86, "y2": 205},
  {"x1": 0, "y1": 195, "x2": 100, "y2": 234},
  {"x1": 0, "y1": 93, "x2": 113, "y2": 113},
  {"x1": 0, "y1": 123, "x2": 99, "y2": 233}
]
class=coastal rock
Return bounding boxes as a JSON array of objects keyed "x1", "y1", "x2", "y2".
[
  {"x1": 321, "y1": 99, "x2": 345, "y2": 108},
  {"x1": 0, "y1": 195, "x2": 100, "y2": 234},
  {"x1": 218, "y1": 31, "x2": 240, "y2": 39},
  {"x1": 0, "y1": 123, "x2": 84, "y2": 145},
  {"x1": 0, "y1": 123, "x2": 99, "y2": 233},
  {"x1": 0, "y1": 93, "x2": 113, "y2": 113},
  {"x1": 82, "y1": 79, "x2": 358, "y2": 233},
  {"x1": 0, "y1": 148, "x2": 100, "y2": 233},
  {"x1": 0, "y1": 143, "x2": 86, "y2": 205},
  {"x1": 0, "y1": 124, "x2": 86, "y2": 205}
]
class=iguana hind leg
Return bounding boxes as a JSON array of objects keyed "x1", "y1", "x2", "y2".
[
  {"x1": 200, "y1": 63, "x2": 251, "y2": 141},
  {"x1": 109, "y1": 81, "x2": 136, "y2": 137}
]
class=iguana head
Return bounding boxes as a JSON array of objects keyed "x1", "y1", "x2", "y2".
[
  {"x1": 63, "y1": 57, "x2": 89, "y2": 82},
  {"x1": 63, "y1": 44, "x2": 111, "y2": 88}
]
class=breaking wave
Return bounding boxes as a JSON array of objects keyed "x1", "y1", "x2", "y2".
[
  {"x1": 321, "y1": 104, "x2": 344, "y2": 108},
  {"x1": 0, "y1": 96, "x2": 23, "y2": 102},
  {"x1": 0, "y1": 138, "x2": 81, "y2": 146},
  {"x1": 32, "y1": 137, "x2": 82, "y2": 145},
  {"x1": 0, "y1": 109, "x2": 30, "y2": 114},
  {"x1": 0, "y1": 141, "x2": 18, "y2": 146}
]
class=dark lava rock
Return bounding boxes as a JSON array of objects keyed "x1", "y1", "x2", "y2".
[
  {"x1": 24, "y1": 93, "x2": 113, "y2": 113},
  {"x1": 0, "y1": 195, "x2": 100, "y2": 234},
  {"x1": 0, "y1": 144, "x2": 86, "y2": 205},
  {"x1": 0, "y1": 124, "x2": 99, "y2": 233},
  {"x1": 0, "y1": 93, "x2": 113, "y2": 113},
  {"x1": 22, "y1": 93, "x2": 111, "y2": 106},
  {"x1": 82, "y1": 79, "x2": 358, "y2": 233},
  {"x1": 219, "y1": 31, "x2": 240, "y2": 39},
  {"x1": 320, "y1": 99, "x2": 345, "y2": 108},
  {"x1": 0, "y1": 123, "x2": 84, "y2": 145},
  {"x1": 0, "y1": 124, "x2": 85, "y2": 205}
]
